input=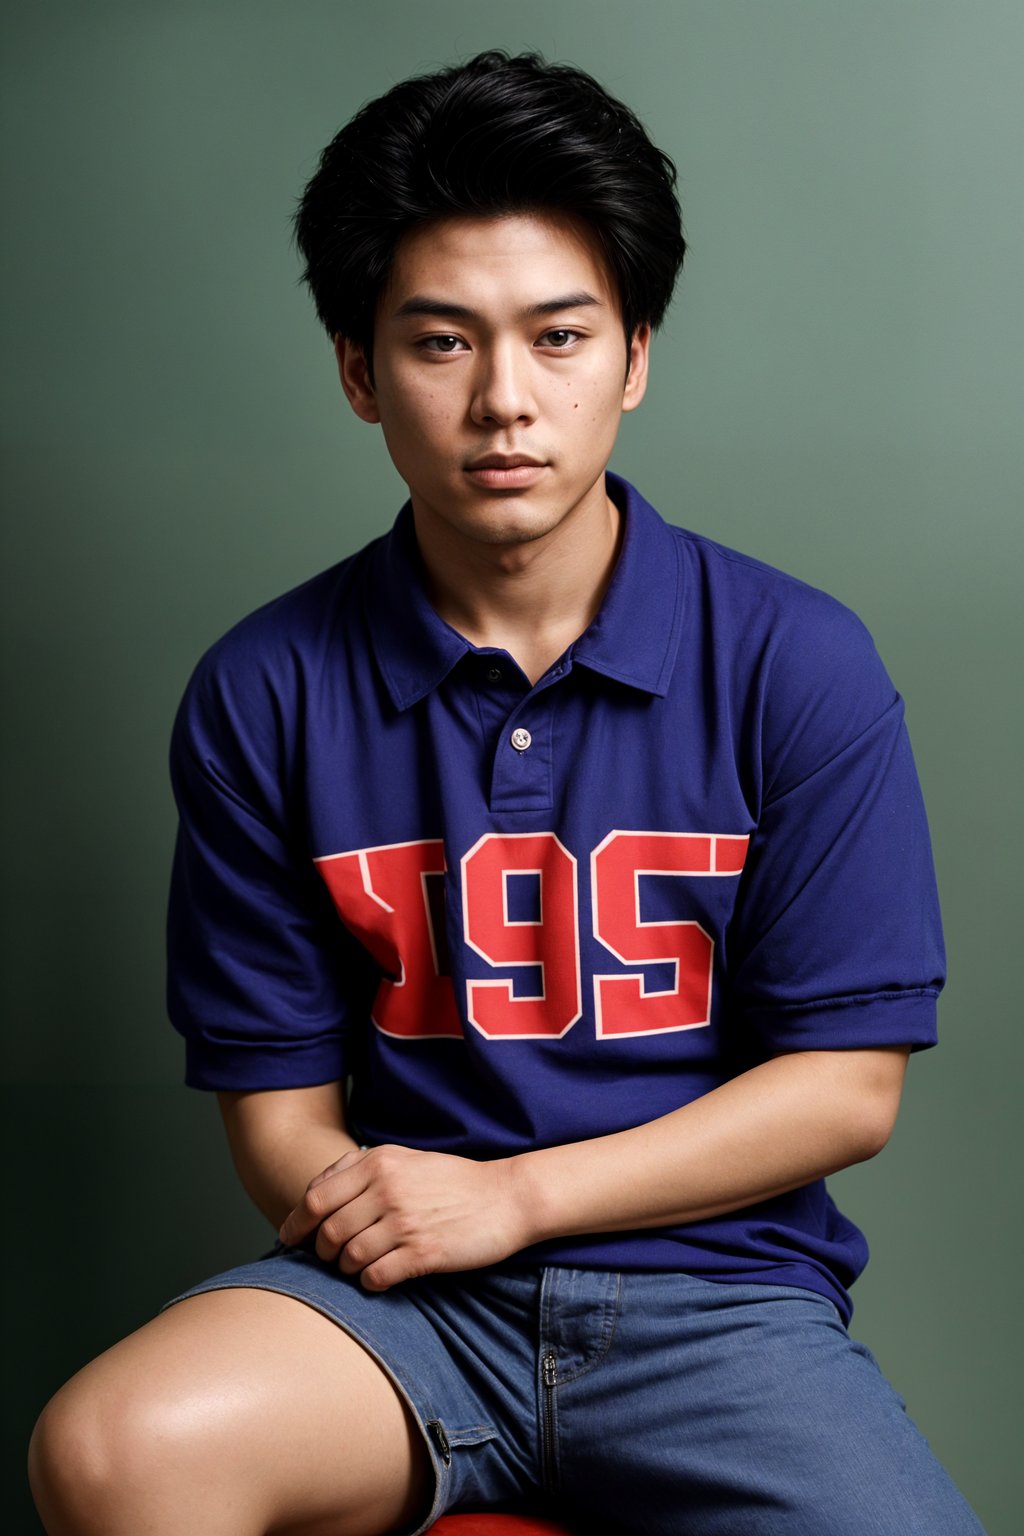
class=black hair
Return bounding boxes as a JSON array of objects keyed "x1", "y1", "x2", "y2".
[{"x1": 292, "y1": 50, "x2": 686, "y2": 376}]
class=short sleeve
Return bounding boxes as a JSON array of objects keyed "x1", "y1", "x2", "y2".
[
  {"x1": 728, "y1": 600, "x2": 945, "y2": 1053},
  {"x1": 166, "y1": 647, "x2": 376, "y2": 1091}
]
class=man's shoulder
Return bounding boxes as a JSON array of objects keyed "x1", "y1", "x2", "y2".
[
  {"x1": 621, "y1": 480, "x2": 899, "y2": 747},
  {"x1": 663, "y1": 520, "x2": 900, "y2": 791},
  {"x1": 660, "y1": 512, "x2": 880, "y2": 675},
  {"x1": 623, "y1": 476, "x2": 868, "y2": 645},
  {"x1": 187, "y1": 534, "x2": 382, "y2": 693},
  {"x1": 671, "y1": 517, "x2": 845, "y2": 610},
  {"x1": 170, "y1": 531, "x2": 387, "y2": 770}
]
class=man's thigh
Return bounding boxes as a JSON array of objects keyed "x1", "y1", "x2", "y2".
[
  {"x1": 160, "y1": 1248, "x2": 543, "y2": 1526},
  {"x1": 30, "y1": 1286, "x2": 433, "y2": 1536},
  {"x1": 546, "y1": 1270, "x2": 985, "y2": 1536}
]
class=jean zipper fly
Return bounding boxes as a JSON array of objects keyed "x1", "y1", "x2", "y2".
[{"x1": 542, "y1": 1350, "x2": 558, "y2": 1490}]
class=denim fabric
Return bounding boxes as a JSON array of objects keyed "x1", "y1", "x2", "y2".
[{"x1": 163, "y1": 1247, "x2": 985, "y2": 1535}]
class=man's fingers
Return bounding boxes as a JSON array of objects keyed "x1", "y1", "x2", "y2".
[
  {"x1": 279, "y1": 1161, "x2": 367, "y2": 1245},
  {"x1": 314, "y1": 1190, "x2": 381, "y2": 1263},
  {"x1": 358, "y1": 1245, "x2": 433, "y2": 1292},
  {"x1": 336, "y1": 1219, "x2": 405, "y2": 1282},
  {"x1": 359, "y1": 1256, "x2": 400, "y2": 1292},
  {"x1": 307, "y1": 1148, "x2": 364, "y2": 1189}
]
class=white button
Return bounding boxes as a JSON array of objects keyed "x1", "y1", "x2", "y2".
[{"x1": 510, "y1": 727, "x2": 532, "y2": 752}]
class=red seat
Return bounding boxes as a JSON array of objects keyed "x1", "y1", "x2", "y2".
[{"x1": 426, "y1": 1516, "x2": 574, "y2": 1534}]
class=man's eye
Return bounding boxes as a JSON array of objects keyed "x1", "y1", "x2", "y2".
[
  {"x1": 421, "y1": 335, "x2": 464, "y2": 352},
  {"x1": 540, "y1": 329, "x2": 579, "y2": 348}
]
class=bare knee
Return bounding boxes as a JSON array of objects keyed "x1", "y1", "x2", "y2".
[
  {"x1": 28, "y1": 1363, "x2": 234, "y2": 1535},
  {"x1": 28, "y1": 1291, "x2": 435, "y2": 1536},
  {"x1": 29, "y1": 1372, "x2": 121, "y2": 1534}
]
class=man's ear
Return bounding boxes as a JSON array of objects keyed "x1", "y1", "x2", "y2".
[
  {"x1": 621, "y1": 324, "x2": 652, "y2": 414},
  {"x1": 334, "y1": 333, "x2": 380, "y2": 424}
]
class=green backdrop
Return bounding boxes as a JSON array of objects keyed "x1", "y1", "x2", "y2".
[{"x1": 3, "y1": 3, "x2": 1020, "y2": 1530}]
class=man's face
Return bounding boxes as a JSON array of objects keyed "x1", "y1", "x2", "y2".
[{"x1": 336, "y1": 211, "x2": 649, "y2": 554}]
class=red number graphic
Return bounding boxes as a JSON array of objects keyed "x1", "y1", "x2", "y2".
[
  {"x1": 317, "y1": 830, "x2": 747, "y2": 1043},
  {"x1": 590, "y1": 831, "x2": 749, "y2": 1037},
  {"x1": 461, "y1": 832, "x2": 581, "y2": 1038},
  {"x1": 316, "y1": 840, "x2": 461, "y2": 1038}
]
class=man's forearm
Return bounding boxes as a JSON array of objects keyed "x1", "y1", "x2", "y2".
[
  {"x1": 508, "y1": 1046, "x2": 911, "y2": 1246},
  {"x1": 269, "y1": 1048, "x2": 910, "y2": 1293},
  {"x1": 218, "y1": 1082, "x2": 361, "y2": 1230}
]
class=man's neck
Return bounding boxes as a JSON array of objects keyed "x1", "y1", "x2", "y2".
[{"x1": 412, "y1": 484, "x2": 623, "y2": 687}]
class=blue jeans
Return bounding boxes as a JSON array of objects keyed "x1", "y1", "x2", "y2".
[{"x1": 164, "y1": 1247, "x2": 985, "y2": 1534}]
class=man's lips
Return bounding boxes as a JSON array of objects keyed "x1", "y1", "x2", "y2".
[
  {"x1": 464, "y1": 454, "x2": 549, "y2": 489},
  {"x1": 465, "y1": 454, "x2": 546, "y2": 469}
]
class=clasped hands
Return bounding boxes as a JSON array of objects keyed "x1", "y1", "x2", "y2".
[{"x1": 278, "y1": 1144, "x2": 532, "y2": 1292}]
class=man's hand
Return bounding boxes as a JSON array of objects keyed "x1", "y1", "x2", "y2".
[
  {"x1": 278, "y1": 1144, "x2": 530, "y2": 1291},
  {"x1": 275, "y1": 1048, "x2": 910, "y2": 1294}
]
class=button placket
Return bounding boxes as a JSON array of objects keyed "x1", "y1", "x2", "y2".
[
  {"x1": 485, "y1": 662, "x2": 570, "y2": 811},
  {"x1": 490, "y1": 706, "x2": 553, "y2": 810}
]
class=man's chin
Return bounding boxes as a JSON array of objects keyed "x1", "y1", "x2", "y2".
[
  {"x1": 418, "y1": 491, "x2": 569, "y2": 549},
  {"x1": 459, "y1": 516, "x2": 558, "y2": 548}
]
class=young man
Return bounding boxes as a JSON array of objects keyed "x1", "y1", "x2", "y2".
[{"x1": 30, "y1": 50, "x2": 984, "y2": 1536}]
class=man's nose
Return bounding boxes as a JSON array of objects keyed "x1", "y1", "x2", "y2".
[{"x1": 470, "y1": 343, "x2": 537, "y2": 427}]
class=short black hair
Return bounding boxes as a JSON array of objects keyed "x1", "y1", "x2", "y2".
[{"x1": 293, "y1": 50, "x2": 686, "y2": 374}]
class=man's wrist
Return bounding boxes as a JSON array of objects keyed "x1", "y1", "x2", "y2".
[{"x1": 503, "y1": 1148, "x2": 557, "y2": 1251}]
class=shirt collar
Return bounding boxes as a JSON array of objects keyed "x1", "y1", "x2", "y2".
[
  {"x1": 365, "y1": 471, "x2": 685, "y2": 711},
  {"x1": 570, "y1": 472, "x2": 685, "y2": 696}
]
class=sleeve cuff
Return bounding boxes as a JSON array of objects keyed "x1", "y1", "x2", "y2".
[
  {"x1": 184, "y1": 1034, "x2": 347, "y2": 1091},
  {"x1": 741, "y1": 989, "x2": 939, "y2": 1054}
]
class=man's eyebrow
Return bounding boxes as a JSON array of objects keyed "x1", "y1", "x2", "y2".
[{"x1": 391, "y1": 291, "x2": 605, "y2": 322}]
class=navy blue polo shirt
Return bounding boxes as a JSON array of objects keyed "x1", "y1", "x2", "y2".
[{"x1": 168, "y1": 472, "x2": 944, "y2": 1322}]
